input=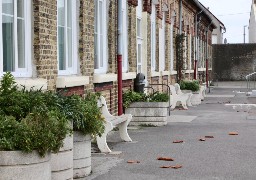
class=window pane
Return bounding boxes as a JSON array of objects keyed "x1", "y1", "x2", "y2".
[
  {"x1": 67, "y1": 0, "x2": 72, "y2": 28},
  {"x1": 137, "y1": 18, "x2": 141, "y2": 37},
  {"x1": 17, "y1": 0, "x2": 24, "y2": 18},
  {"x1": 58, "y1": 0, "x2": 64, "y2": 26},
  {"x1": 2, "y1": 14, "x2": 14, "y2": 72},
  {"x1": 17, "y1": 19, "x2": 25, "y2": 68},
  {"x1": 58, "y1": 27, "x2": 65, "y2": 70},
  {"x1": 2, "y1": 0, "x2": 14, "y2": 15},
  {"x1": 138, "y1": 44, "x2": 141, "y2": 63}
]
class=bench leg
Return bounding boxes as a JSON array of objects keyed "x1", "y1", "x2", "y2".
[
  {"x1": 187, "y1": 94, "x2": 193, "y2": 106},
  {"x1": 180, "y1": 99, "x2": 188, "y2": 110},
  {"x1": 170, "y1": 99, "x2": 177, "y2": 110},
  {"x1": 117, "y1": 115, "x2": 132, "y2": 142},
  {"x1": 96, "y1": 121, "x2": 113, "y2": 153}
]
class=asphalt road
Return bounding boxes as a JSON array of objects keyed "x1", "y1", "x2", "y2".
[{"x1": 88, "y1": 86, "x2": 256, "y2": 180}]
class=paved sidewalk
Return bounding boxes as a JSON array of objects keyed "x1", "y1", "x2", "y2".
[{"x1": 88, "y1": 84, "x2": 256, "y2": 180}]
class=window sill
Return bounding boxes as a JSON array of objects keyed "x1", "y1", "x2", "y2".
[
  {"x1": 122, "y1": 72, "x2": 136, "y2": 80},
  {"x1": 170, "y1": 71, "x2": 177, "y2": 75},
  {"x1": 15, "y1": 78, "x2": 48, "y2": 91},
  {"x1": 93, "y1": 73, "x2": 117, "y2": 83},
  {"x1": 161, "y1": 71, "x2": 170, "y2": 76},
  {"x1": 184, "y1": 70, "x2": 194, "y2": 73},
  {"x1": 151, "y1": 71, "x2": 161, "y2": 77},
  {"x1": 198, "y1": 68, "x2": 206, "y2": 71},
  {"x1": 56, "y1": 76, "x2": 89, "y2": 88}
]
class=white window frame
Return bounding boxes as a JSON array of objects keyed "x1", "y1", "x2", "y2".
[
  {"x1": 121, "y1": 0, "x2": 128, "y2": 73},
  {"x1": 0, "y1": 0, "x2": 32, "y2": 77},
  {"x1": 94, "y1": 0, "x2": 107, "y2": 74},
  {"x1": 189, "y1": 33, "x2": 192, "y2": 70},
  {"x1": 136, "y1": 0, "x2": 143, "y2": 73},
  {"x1": 184, "y1": 32, "x2": 187, "y2": 69},
  {"x1": 159, "y1": 13, "x2": 165, "y2": 71},
  {"x1": 57, "y1": 0, "x2": 78, "y2": 75},
  {"x1": 151, "y1": 3, "x2": 156, "y2": 71}
]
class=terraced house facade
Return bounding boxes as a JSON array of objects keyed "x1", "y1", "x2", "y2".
[{"x1": 0, "y1": 0, "x2": 216, "y2": 115}]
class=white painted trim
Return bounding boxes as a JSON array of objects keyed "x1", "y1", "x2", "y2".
[
  {"x1": 170, "y1": 70, "x2": 177, "y2": 75},
  {"x1": 56, "y1": 76, "x2": 90, "y2": 88},
  {"x1": 161, "y1": 71, "x2": 169, "y2": 76},
  {"x1": 122, "y1": 72, "x2": 136, "y2": 80},
  {"x1": 184, "y1": 70, "x2": 194, "y2": 73},
  {"x1": 14, "y1": 78, "x2": 48, "y2": 91},
  {"x1": 151, "y1": 3, "x2": 156, "y2": 71},
  {"x1": 93, "y1": 73, "x2": 117, "y2": 83},
  {"x1": 122, "y1": 0, "x2": 128, "y2": 73},
  {"x1": 151, "y1": 71, "x2": 161, "y2": 77},
  {"x1": 198, "y1": 68, "x2": 206, "y2": 71}
]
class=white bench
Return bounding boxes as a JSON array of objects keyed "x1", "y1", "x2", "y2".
[
  {"x1": 199, "y1": 85, "x2": 206, "y2": 100},
  {"x1": 174, "y1": 83, "x2": 193, "y2": 106},
  {"x1": 169, "y1": 85, "x2": 189, "y2": 110},
  {"x1": 97, "y1": 96, "x2": 132, "y2": 153}
]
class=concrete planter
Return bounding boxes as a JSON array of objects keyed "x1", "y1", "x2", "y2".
[
  {"x1": 0, "y1": 151, "x2": 51, "y2": 180},
  {"x1": 125, "y1": 102, "x2": 169, "y2": 126},
  {"x1": 73, "y1": 131, "x2": 91, "y2": 179},
  {"x1": 191, "y1": 92, "x2": 201, "y2": 105},
  {"x1": 51, "y1": 135, "x2": 73, "y2": 180}
]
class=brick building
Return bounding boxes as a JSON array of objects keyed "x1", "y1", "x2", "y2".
[{"x1": 0, "y1": 0, "x2": 217, "y2": 115}]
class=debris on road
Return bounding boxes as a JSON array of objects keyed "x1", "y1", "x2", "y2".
[
  {"x1": 173, "y1": 140, "x2": 184, "y2": 143},
  {"x1": 229, "y1": 132, "x2": 239, "y2": 135},
  {"x1": 127, "y1": 160, "x2": 140, "y2": 164},
  {"x1": 157, "y1": 157, "x2": 174, "y2": 161}
]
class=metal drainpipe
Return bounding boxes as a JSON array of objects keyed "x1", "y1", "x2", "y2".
[{"x1": 117, "y1": 0, "x2": 123, "y2": 116}]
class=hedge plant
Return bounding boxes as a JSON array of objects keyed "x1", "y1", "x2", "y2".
[
  {"x1": 123, "y1": 90, "x2": 169, "y2": 108},
  {"x1": 0, "y1": 72, "x2": 105, "y2": 156},
  {"x1": 179, "y1": 80, "x2": 200, "y2": 92}
]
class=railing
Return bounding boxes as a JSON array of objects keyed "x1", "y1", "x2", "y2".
[{"x1": 246, "y1": 72, "x2": 256, "y2": 90}]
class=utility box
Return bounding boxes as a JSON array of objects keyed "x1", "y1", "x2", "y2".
[{"x1": 134, "y1": 73, "x2": 145, "y2": 93}]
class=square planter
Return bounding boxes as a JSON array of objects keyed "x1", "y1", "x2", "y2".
[{"x1": 125, "y1": 102, "x2": 170, "y2": 126}]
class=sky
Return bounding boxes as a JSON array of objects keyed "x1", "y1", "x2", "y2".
[{"x1": 199, "y1": 0, "x2": 252, "y2": 44}]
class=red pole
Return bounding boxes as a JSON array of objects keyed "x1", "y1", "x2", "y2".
[
  {"x1": 117, "y1": 0, "x2": 123, "y2": 116},
  {"x1": 117, "y1": 55, "x2": 123, "y2": 115},
  {"x1": 194, "y1": 60, "x2": 197, "y2": 79},
  {"x1": 206, "y1": 59, "x2": 209, "y2": 88}
]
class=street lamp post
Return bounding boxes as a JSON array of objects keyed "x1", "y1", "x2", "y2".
[{"x1": 244, "y1": 25, "x2": 247, "y2": 43}]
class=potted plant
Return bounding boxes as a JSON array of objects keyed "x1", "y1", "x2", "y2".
[
  {"x1": 124, "y1": 91, "x2": 170, "y2": 126},
  {"x1": 179, "y1": 80, "x2": 201, "y2": 105},
  {"x1": 61, "y1": 93, "x2": 104, "y2": 178},
  {"x1": 0, "y1": 72, "x2": 71, "y2": 180}
]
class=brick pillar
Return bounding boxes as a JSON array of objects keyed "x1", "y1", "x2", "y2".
[
  {"x1": 33, "y1": 0, "x2": 58, "y2": 90},
  {"x1": 79, "y1": 0, "x2": 95, "y2": 91},
  {"x1": 128, "y1": 5, "x2": 137, "y2": 72}
]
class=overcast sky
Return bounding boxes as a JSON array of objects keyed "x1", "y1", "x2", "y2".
[{"x1": 199, "y1": 0, "x2": 252, "y2": 44}]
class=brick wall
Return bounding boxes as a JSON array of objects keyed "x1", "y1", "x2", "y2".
[
  {"x1": 128, "y1": 5, "x2": 137, "y2": 72},
  {"x1": 212, "y1": 44, "x2": 256, "y2": 81},
  {"x1": 79, "y1": 0, "x2": 95, "y2": 91},
  {"x1": 33, "y1": 0, "x2": 58, "y2": 90}
]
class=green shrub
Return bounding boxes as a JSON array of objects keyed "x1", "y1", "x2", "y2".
[
  {"x1": 67, "y1": 93, "x2": 105, "y2": 137},
  {"x1": 179, "y1": 80, "x2": 200, "y2": 92},
  {"x1": 0, "y1": 73, "x2": 71, "y2": 156},
  {"x1": 123, "y1": 90, "x2": 169, "y2": 108}
]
